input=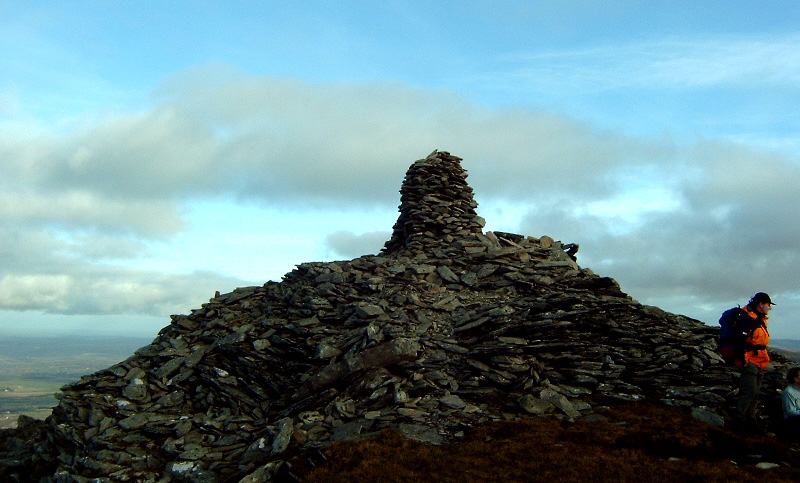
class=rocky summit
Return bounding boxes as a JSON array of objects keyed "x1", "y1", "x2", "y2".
[{"x1": 0, "y1": 150, "x2": 795, "y2": 482}]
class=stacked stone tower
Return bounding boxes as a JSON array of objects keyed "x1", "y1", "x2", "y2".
[{"x1": 382, "y1": 150, "x2": 485, "y2": 253}]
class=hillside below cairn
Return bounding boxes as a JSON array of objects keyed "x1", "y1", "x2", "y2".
[{"x1": 1, "y1": 150, "x2": 794, "y2": 482}]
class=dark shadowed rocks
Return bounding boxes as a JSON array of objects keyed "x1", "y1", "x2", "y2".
[{"x1": 0, "y1": 150, "x2": 794, "y2": 482}]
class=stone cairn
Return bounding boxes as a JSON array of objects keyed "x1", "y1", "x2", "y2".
[
  {"x1": 382, "y1": 150, "x2": 485, "y2": 253},
  {"x1": 0, "y1": 150, "x2": 794, "y2": 482}
]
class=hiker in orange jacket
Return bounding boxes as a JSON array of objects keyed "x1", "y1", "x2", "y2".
[{"x1": 736, "y1": 292, "x2": 773, "y2": 425}]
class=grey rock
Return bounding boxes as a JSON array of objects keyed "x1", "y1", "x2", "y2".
[
  {"x1": 239, "y1": 461, "x2": 282, "y2": 482},
  {"x1": 437, "y1": 266, "x2": 460, "y2": 284},
  {"x1": 121, "y1": 377, "x2": 147, "y2": 400},
  {"x1": 539, "y1": 389, "x2": 581, "y2": 419},
  {"x1": 155, "y1": 356, "x2": 185, "y2": 380},
  {"x1": 440, "y1": 394, "x2": 466, "y2": 409},
  {"x1": 398, "y1": 424, "x2": 444, "y2": 445},
  {"x1": 316, "y1": 340, "x2": 342, "y2": 359},
  {"x1": 692, "y1": 407, "x2": 725, "y2": 427},
  {"x1": 356, "y1": 304, "x2": 385, "y2": 318},
  {"x1": 271, "y1": 418, "x2": 293, "y2": 454},
  {"x1": 518, "y1": 395, "x2": 555, "y2": 415}
]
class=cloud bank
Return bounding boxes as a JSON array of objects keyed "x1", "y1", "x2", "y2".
[{"x1": 2, "y1": 65, "x2": 799, "y2": 336}]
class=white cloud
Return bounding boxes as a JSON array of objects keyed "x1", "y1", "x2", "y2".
[
  {"x1": 517, "y1": 139, "x2": 800, "y2": 334},
  {"x1": 0, "y1": 274, "x2": 72, "y2": 311},
  {"x1": 3, "y1": 66, "x2": 662, "y2": 212},
  {"x1": 0, "y1": 190, "x2": 184, "y2": 238},
  {"x1": 0, "y1": 266, "x2": 247, "y2": 316},
  {"x1": 495, "y1": 34, "x2": 800, "y2": 93},
  {"x1": 325, "y1": 230, "x2": 391, "y2": 259}
]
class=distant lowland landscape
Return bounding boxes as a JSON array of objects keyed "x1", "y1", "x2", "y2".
[
  {"x1": 0, "y1": 336, "x2": 151, "y2": 428},
  {"x1": 2, "y1": 333, "x2": 799, "y2": 429}
]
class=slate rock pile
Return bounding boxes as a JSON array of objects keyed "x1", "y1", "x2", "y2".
[
  {"x1": 382, "y1": 150, "x2": 485, "y2": 253},
  {"x1": 0, "y1": 150, "x2": 794, "y2": 482}
]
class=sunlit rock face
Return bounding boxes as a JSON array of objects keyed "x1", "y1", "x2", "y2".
[{"x1": 0, "y1": 150, "x2": 794, "y2": 482}]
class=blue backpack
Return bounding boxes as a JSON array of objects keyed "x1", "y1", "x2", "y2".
[{"x1": 718, "y1": 306, "x2": 753, "y2": 365}]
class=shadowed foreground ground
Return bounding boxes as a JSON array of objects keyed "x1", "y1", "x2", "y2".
[{"x1": 295, "y1": 403, "x2": 800, "y2": 483}]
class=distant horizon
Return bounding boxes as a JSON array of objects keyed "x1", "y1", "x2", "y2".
[
  {"x1": 0, "y1": 311, "x2": 168, "y2": 339},
  {"x1": 2, "y1": 327, "x2": 799, "y2": 347}
]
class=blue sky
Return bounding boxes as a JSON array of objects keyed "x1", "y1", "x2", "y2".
[{"x1": 2, "y1": 1, "x2": 800, "y2": 339}]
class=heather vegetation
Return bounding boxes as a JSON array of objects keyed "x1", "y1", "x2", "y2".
[{"x1": 299, "y1": 403, "x2": 800, "y2": 483}]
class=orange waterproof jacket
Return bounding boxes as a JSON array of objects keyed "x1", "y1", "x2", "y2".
[{"x1": 741, "y1": 305, "x2": 770, "y2": 369}]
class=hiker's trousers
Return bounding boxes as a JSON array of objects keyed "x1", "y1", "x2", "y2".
[{"x1": 737, "y1": 362, "x2": 764, "y2": 420}]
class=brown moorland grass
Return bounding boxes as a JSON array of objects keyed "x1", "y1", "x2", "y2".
[{"x1": 297, "y1": 403, "x2": 800, "y2": 483}]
